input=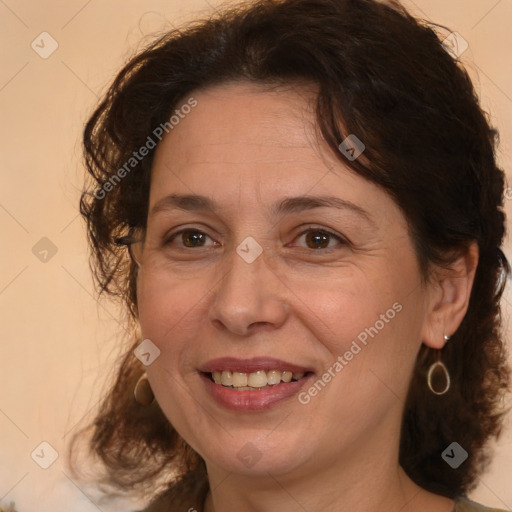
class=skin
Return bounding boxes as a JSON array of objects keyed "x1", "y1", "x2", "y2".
[{"x1": 136, "y1": 81, "x2": 478, "y2": 512}]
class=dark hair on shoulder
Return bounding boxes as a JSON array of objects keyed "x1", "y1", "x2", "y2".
[{"x1": 75, "y1": 0, "x2": 511, "y2": 503}]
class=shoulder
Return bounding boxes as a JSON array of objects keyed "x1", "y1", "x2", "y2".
[{"x1": 454, "y1": 496, "x2": 509, "y2": 512}]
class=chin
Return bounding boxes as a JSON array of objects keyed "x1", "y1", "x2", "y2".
[{"x1": 197, "y1": 432, "x2": 311, "y2": 477}]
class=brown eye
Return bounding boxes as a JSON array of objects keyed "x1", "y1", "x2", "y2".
[
  {"x1": 295, "y1": 229, "x2": 346, "y2": 251},
  {"x1": 181, "y1": 230, "x2": 207, "y2": 247},
  {"x1": 304, "y1": 230, "x2": 331, "y2": 249},
  {"x1": 165, "y1": 229, "x2": 216, "y2": 248}
]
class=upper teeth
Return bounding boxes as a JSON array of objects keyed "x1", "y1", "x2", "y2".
[{"x1": 212, "y1": 370, "x2": 306, "y2": 388}]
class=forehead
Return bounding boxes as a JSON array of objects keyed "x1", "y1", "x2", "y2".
[
  {"x1": 156, "y1": 81, "x2": 321, "y2": 164},
  {"x1": 151, "y1": 82, "x2": 343, "y2": 191},
  {"x1": 147, "y1": 81, "x2": 405, "y2": 232}
]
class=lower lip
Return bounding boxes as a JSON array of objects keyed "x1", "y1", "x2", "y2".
[{"x1": 200, "y1": 373, "x2": 314, "y2": 411}]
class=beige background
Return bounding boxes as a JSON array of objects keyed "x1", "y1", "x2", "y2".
[{"x1": 1, "y1": 0, "x2": 511, "y2": 510}]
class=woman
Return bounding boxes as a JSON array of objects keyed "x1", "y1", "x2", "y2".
[{"x1": 75, "y1": 0, "x2": 511, "y2": 511}]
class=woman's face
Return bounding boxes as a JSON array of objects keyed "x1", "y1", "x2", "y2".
[{"x1": 137, "y1": 82, "x2": 437, "y2": 479}]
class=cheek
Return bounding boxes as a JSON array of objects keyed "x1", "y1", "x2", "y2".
[
  {"x1": 300, "y1": 262, "x2": 420, "y2": 380},
  {"x1": 135, "y1": 276, "x2": 207, "y2": 422},
  {"x1": 136, "y1": 271, "x2": 208, "y2": 341},
  {"x1": 284, "y1": 267, "x2": 395, "y2": 354},
  {"x1": 135, "y1": 277, "x2": 207, "y2": 397}
]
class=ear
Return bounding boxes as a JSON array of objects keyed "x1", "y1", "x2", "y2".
[{"x1": 422, "y1": 242, "x2": 479, "y2": 349}]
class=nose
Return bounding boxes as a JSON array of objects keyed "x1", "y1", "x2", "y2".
[{"x1": 208, "y1": 243, "x2": 289, "y2": 336}]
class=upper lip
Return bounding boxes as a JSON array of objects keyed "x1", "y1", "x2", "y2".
[{"x1": 199, "y1": 357, "x2": 314, "y2": 374}]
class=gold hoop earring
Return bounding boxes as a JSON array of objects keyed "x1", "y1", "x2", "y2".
[
  {"x1": 134, "y1": 374, "x2": 155, "y2": 406},
  {"x1": 427, "y1": 335, "x2": 451, "y2": 395}
]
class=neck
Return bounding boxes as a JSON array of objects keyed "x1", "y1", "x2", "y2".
[{"x1": 202, "y1": 426, "x2": 438, "y2": 512}]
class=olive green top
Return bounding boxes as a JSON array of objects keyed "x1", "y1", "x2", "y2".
[
  {"x1": 139, "y1": 484, "x2": 509, "y2": 512},
  {"x1": 454, "y1": 497, "x2": 509, "y2": 512}
]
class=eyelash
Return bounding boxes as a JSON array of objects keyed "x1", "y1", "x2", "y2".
[{"x1": 163, "y1": 226, "x2": 348, "y2": 252}]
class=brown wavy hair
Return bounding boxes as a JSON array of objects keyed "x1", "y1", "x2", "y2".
[{"x1": 74, "y1": 0, "x2": 511, "y2": 504}]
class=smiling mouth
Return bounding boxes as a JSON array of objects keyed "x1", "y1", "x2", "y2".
[{"x1": 206, "y1": 369, "x2": 310, "y2": 390}]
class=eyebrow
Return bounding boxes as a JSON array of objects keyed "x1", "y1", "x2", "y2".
[{"x1": 150, "y1": 193, "x2": 375, "y2": 226}]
